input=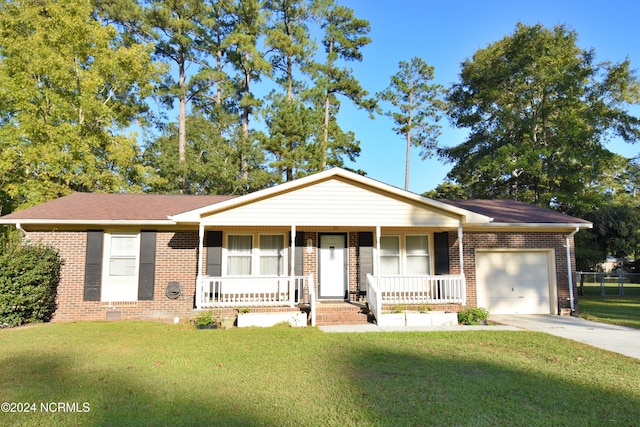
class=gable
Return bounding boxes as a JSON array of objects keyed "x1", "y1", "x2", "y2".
[{"x1": 199, "y1": 177, "x2": 464, "y2": 227}]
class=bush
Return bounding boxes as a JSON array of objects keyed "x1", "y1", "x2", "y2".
[
  {"x1": 458, "y1": 307, "x2": 490, "y2": 325},
  {"x1": 0, "y1": 232, "x2": 63, "y2": 327}
]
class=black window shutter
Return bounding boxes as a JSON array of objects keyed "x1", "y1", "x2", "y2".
[
  {"x1": 293, "y1": 232, "x2": 305, "y2": 276},
  {"x1": 358, "y1": 232, "x2": 374, "y2": 289},
  {"x1": 138, "y1": 231, "x2": 157, "y2": 300},
  {"x1": 84, "y1": 231, "x2": 103, "y2": 301},
  {"x1": 433, "y1": 232, "x2": 450, "y2": 275},
  {"x1": 205, "y1": 231, "x2": 223, "y2": 276}
]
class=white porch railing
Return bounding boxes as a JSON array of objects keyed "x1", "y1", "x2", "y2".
[
  {"x1": 366, "y1": 274, "x2": 466, "y2": 323},
  {"x1": 366, "y1": 274, "x2": 382, "y2": 327},
  {"x1": 196, "y1": 275, "x2": 312, "y2": 309}
]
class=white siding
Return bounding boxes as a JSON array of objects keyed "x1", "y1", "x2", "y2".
[{"x1": 200, "y1": 179, "x2": 461, "y2": 227}]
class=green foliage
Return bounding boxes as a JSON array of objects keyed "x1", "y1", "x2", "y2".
[
  {"x1": 261, "y1": 95, "x2": 320, "y2": 181},
  {"x1": 0, "y1": 0, "x2": 161, "y2": 211},
  {"x1": 0, "y1": 233, "x2": 63, "y2": 327},
  {"x1": 308, "y1": 0, "x2": 375, "y2": 169},
  {"x1": 378, "y1": 57, "x2": 446, "y2": 190},
  {"x1": 442, "y1": 23, "x2": 640, "y2": 212},
  {"x1": 191, "y1": 310, "x2": 219, "y2": 327},
  {"x1": 417, "y1": 304, "x2": 432, "y2": 313},
  {"x1": 143, "y1": 114, "x2": 275, "y2": 195},
  {"x1": 584, "y1": 203, "x2": 640, "y2": 258},
  {"x1": 422, "y1": 181, "x2": 467, "y2": 200},
  {"x1": 457, "y1": 307, "x2": 489, "y2": 325},
  {"x1": 393, "y1": 304, "x2": 404, "y2": 313}
]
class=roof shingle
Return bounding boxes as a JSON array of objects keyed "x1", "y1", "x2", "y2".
[
  {"x1": 438, "y1": 199, "x2": 590, "y2": 224},
  {"x1": 1, "y1": 193, "x2": 235, "y2": 221}
]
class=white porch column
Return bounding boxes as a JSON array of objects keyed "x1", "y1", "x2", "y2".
[
  {"x1": 289, "y1": 225, "x2": 296, "y2": 307},
  {"x1": 457, "y1": 223, "x2": 465, "y2": 276},
  {"x1": 290, "y1": 225, "x2": 296, "y2": 277},
  {"x1": 196, "y1": 223, "x2": 205, "y2": 310},
  {"x1": 375, "y1": 225, "x2": 381, "y2": 286},
  {"x1": 458, "y1": 222, "x2": 466, "y2": 306}
]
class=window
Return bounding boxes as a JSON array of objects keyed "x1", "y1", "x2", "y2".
[
  {"x1": 379, "y1": 234, "x2": 431, "y2": 275},
  {"x1": 380, "y1": 236, "x2": 400, "y2": 274},
  {"x1": 259, "y1": 235, "x2": 284, "y2": 275},
  {"x1": 227, "y1": 235, "x2": 252, "y2": 275},
  {"x1": 108, "y1": 234, "x2": 138, "y2": 277},
  {"x1": 101, "y1": 233, "x2": 141, "y2": 302},
  {"x1": 406, "y1": 235, "x2": 430, "y2": 275},
  {"x1": 225, "y1": 233, "x2": 287, "y2": 276}
]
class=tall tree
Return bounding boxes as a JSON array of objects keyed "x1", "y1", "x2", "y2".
[
  {"x1": 0, "y1": 0, "x2": 160, "y2": 211},
  {"x1": 96, "y1": 0, "x2": 228, "y2": 193},
  {"x1": 225, "y1": 0, "x2": 271, "y2": 186},
  {"x1": 378, "y1": 57, "x2": 445, "y2": 190},
  {"x1": 443, "y1": 23, "x2": 640, "y2": 213},
  {"x1": 309, "y1": 0, "x2": 375, "y2": 169},
  {"x1": 262, "y1": 0, "x2": 316, "y2": 181}
]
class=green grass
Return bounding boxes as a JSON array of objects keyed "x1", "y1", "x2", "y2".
[
  {"x1": 1, "y1": 322, "x2": 640, "y2": 426},
  {"x1": 579, "y1": 282, "x2": 640, "y2": 329}
]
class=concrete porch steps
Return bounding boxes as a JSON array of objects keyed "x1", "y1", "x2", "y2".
[{"x1": 314, "y1": 301, "x2": 370, "y2": 326}]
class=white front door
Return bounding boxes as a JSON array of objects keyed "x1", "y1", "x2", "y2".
[{"x1": 319, "y1": 234, "x2": 347, "y2": 299}]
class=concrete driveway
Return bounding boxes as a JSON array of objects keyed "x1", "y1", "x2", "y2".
[{"x1": 491, "y1": 314, "x2": 640, "y2": 359}]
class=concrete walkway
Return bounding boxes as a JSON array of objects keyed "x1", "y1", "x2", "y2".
[
  {"x1": 319, "y1": 315, "x2": 640, "y2": 360},
  {"x1": 491, "y1": 314, "x2": 640, "y2": 360}
]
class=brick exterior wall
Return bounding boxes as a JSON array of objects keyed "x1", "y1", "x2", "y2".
[
  {"x1": 26, "y1": 230, "x2": 200, "y2": 322},
  {"x1": 25, "y1": 228, "x2": 579, "y2": 321},
  {"x1": 348, "y1": 232, "x2": 359, "y2": 295},
  {"x1": 301, "y1": 232, "x2": 318, "y2": 296},
  {"x1": 447, "y1": 231, "x2": 577, "y2": 313}
]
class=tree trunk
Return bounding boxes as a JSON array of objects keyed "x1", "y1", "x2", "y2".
[
  {"x1": 178, "y1": 53, "x2": 187, "y2": 194},
  {"x1": 405, "y1": 104, "x2": 413, "y2": 191}
]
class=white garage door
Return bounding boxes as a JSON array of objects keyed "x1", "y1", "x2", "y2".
[{"x1": 476, "y1": 251, "x2": 553, "y2": 314}]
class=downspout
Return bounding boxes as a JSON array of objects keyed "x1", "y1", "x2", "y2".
[
  {"x1": 15, "y1": 222, "x2": 28, "y2": 240},
  {"x1": 565, "y1": 227, "x2": 580, "y2": 313}
]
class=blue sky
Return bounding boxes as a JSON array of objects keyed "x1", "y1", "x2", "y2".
[{"x1": 336, "y1": 0, "x2": 640, "y2": 193}]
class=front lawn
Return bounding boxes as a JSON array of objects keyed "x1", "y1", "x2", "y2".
[
  {"x1": 1, "y1": 322, "x2": 639, "y2": 426},
  {"x1": 579, "y1": 282, "x2": 640, "y2": 329}
]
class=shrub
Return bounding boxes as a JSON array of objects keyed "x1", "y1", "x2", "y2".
[
  {"x1": 192, "y1": 310, "x2": 220, "y2": 327},
  {"x1": 457, "y1": 307, "x2": 490, "y2": 325},
  {"x1": 0, "y1": 232, "x2": 63, "y2": 327}
]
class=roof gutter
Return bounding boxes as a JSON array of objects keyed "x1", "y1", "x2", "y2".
[{"x1": 566, "y1": 227, "x2": 580, "y2": 313}]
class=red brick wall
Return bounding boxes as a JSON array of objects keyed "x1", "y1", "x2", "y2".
[
  {"x1": 301, "y1": 232, "x2": 318, "y2": 297},
  {"x1": 25, "y1": 228, "x2": 578, "y2": 321},
  {"x1": 26, "y1": 230, "x2": 199, "y2": 322},
  {"x1": 448, "y1": 231, "x2": 577, "y2": 312},
  {"x1": 348, "y1": 232, "x2": 358, "y2": 295}
]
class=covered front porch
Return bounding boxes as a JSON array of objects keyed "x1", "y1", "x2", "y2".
[
  {"x1": 192, "y1": 225, "x2": 468, "y2": 326},
  {"x1": 166, "y1": 169, "x2": 483, "y2": 326}
]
